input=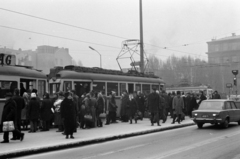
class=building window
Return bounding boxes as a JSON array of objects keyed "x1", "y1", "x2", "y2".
[
  {"x1": 223, "y1": 57, "x2": 229, "y2": 63},
  {"x1": 232, "y1": 56, "x2": 239, "y2": 63},
  {"x1": 223, "y1": 43, "x2": 228, "y2": 51}
]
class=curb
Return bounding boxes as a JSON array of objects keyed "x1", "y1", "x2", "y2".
[{"x1": 0, "y1": 122, "x2": 195, "y2": 158}]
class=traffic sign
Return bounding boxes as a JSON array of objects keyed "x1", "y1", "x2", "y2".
[
  {"x1": 232, "y1": 70, "x2": 238, "y2": 75},
  {"x1": 226, "y1": 83, "x2": 232, "y2": 88}
]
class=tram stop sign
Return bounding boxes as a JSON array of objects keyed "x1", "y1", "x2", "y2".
[{"x1": 232, "y1": 70, "x2": 238, "y2": 76}]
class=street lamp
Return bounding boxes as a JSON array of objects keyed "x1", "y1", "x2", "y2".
[{"x1": 89, "y1": 46, "x2": 102, "y2": 68}]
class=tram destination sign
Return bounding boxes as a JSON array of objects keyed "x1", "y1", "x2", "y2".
[{"x1": 0, "y1": 53, "x2": 16, "y2": 66}]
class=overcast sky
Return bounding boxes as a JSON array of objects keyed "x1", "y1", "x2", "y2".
[{"x1": 0, "y1": 0, "x2": 240, "y2": 69}]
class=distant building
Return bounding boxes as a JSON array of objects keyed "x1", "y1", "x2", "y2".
[
  {"x1": 206, "y1": 33, "x2": 240, "y2": 93},
  {"x1": 207, "y1": 33, "x2": 240, "y2": 64},
  {"x1": 0, "y1": 45, "x2": 73, "y2": 74}
]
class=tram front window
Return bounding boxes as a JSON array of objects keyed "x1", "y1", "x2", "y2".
[{"x1": 0, "y1": 81, "x2": 18, "y2": 98}]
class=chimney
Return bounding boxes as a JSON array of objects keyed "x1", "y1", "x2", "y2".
[{"x1": 232, "y1": 33, "x2": 236, "y2": 37}]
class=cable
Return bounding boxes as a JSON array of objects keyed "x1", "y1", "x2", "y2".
[
  {"x1": 0, "y1": 7, "x2": 129, "y2": 40},
  {"x1": 144, "y1": 43, "x2": 208, "y2": 57},
  {"x1": 0, "y1": 25, "x2": 121, "y2": 49}
]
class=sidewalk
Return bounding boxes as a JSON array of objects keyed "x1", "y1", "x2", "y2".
[{"x1": 0, "y1": 117, "x2": 195, "y2": 158}]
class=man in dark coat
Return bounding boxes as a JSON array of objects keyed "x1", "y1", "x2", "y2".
[
  {"x1": 185, "y1": 93, "x2": 191, "y2": 117},
  {"x1": 198, "y1": 91, "x2": 207, "y2": 107},
  {"x1": 147, "y1": 88, "x2": 160, "y2": 126},
  {"x1": 61, "y1": 92, "x2": 76, "y2": 139},
  {"x1": 40, "y1": 93, "x2": 53, "y2": 131},
  {"x1": 212, "y1": 91, "x2": 221, "y2": 99},
  {"x1": 136, "y1": 91, "x2": 145, "y2": 120},
  {"x1": 189, "y1": 93, "x2": 198, "y2": 117},
  {"x1": 120, "y1": 90, "x2": 130, "y2": 122},
  {"x1": 159, "y1": 91, "x2": 167, "y2": 124},
  {"x1": 172, "y1": 91, "x2": 184, "y2": 124},
  {"x1": 128, "y1": 93, "x2": 138, "y2": 124},
  {"x1": 1, "y1": 92, "x2": 24, "y2": 143},
  {"x1": 12, "y1": 88, "x2": 25, "y2": 140}
]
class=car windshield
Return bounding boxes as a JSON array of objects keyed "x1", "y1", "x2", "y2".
[
  {"x1": 199, "y1": 101, "x2": 224, "y2": 110},
  {"x1": 235, "y1": 102, "x2": 240, "y2": 109}
]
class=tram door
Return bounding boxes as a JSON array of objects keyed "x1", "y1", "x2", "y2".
[
  {"x1": 74, "y1": 82, "x2": 91, "y2": 97},
  {"x1": 128, "y1": 83, "x2": 134, "y2": 94},
  {"x1": 20, "y1": 79, "x2": 36, "y2": 96}
]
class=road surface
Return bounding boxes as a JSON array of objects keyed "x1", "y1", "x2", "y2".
[{"x1": 16, "y1": 123, "x2": 240, "y2": 159}]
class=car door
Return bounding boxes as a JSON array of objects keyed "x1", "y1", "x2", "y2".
[
  {"x1": 225, "y1": 102, "x2": 233, "y2": 122},
  {"x1": 230, "y1": 101, "x2": 239, "y2": 121}
]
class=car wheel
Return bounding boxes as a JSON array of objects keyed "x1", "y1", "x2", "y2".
[
  {"x1": 222, "y1": 118, "x2": 229, "y2": 128},
  {"x1": 197, "y1": 123, "x2": 203, "y2": 129},
  {"x1": 238, "y1": 121, "x2": 240, "y2": 125}
]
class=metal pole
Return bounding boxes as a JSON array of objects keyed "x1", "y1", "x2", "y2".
[
  {"x1": 89, "y1": 46, "x2": 102, "y2": 68},
  {"x1": 139, "y1": 0, "x2": 144, "y2": 73}
]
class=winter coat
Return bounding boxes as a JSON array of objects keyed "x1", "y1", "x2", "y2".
[
  {"x1": 198, "y1": 94, "x2": 207, "y2": 105},
  {"x1": 190, "y1": 97, "x2": 198, "y2": 111},
  {"x1": 96, "y1": 97, "x2": 104, "y2": 115},
  {"x1": 185, "y1": 96, "x2": 191, "y2": 113},
  {"x1": 136, "y1": 95, "x2": 145, "y2": 113},
  {"x1": 159, "y1": 96, "x2": 166, "y2": 110},
  {"x1": 12, "y1": 95, "x2": 25, "y2": 121},
  {"x1": 1, "y1": 98, "x2": 17, "y2": 124},
  {"x1": 108, "y1": 96, "x2": 117, "y2": 112},
  {"x1": 172, "y1": 96, "x2": 184, "y2": 115},
  {"x1": 61, "y1": 98, "x2": 76, "y2": 135},
  {"x1": 41, "y1": 98, "x2": 53, "y2": 121},
  {"x1": 21, "y1": 97, "x2": 29, "y2": 120},
  {"x1": 120, "y1": 94, "x2": 130, "y2": 117},
  {"x1": 127, "y1": 98, "x2": 138, "y2": 117},
  {"x1": 212, "y1": 94, "x2": 221, "y2": 99},
  {"x1": 147, "y1": 92, "x2": 159, "y2": 113},
  {"x1": 28, "y1": 98, "x2": 40, "y2": 120}
]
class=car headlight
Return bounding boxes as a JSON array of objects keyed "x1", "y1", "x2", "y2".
[
  {"x1": 194, "y1": 113, "x2": 198, "y2": 116},
  {"x1": 212, "y1": 114, "x2": 218, "y2": 117}
]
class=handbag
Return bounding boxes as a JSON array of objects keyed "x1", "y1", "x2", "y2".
[
  {"x1": 84, "y1": 114, "x2": 93, "y2": 121},
  {"x1": 3, "y1": 121, "x2": 15, "y2": 132},
  {"x1": 99, "y1": 113, "x2": 106, "y2": 119}
]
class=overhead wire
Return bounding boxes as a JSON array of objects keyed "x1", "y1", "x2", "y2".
[
  {"x1": 0, "y1": 25, "x2": 121, "y2": 49},
  {"x1": 1, "y1": 7, "x2": 239, "y2": 59},
  {"x1": 0, "y1": 7, "x2": 129, "y2": 40}
]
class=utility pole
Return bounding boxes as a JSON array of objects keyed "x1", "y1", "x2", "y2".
[{"x1": 139, "y1": 0, "x2": 144, "y2": 73}]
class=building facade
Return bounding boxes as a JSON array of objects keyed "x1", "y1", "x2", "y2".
[
  {"x1": 206, "y1": 33, "x2": 240, "y2": 94},
  {"x1": 0, "y1": 45, "x2": 73, "y2": 74}
]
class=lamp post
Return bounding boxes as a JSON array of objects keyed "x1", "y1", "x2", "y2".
[{"x1": 89, "y1": 46, "x2": 102, "y2": 68}]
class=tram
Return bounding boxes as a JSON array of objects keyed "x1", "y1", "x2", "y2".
[
  {"x1": 48, "y1": 65, "x2": 164, "y2": 116},
  {"x1": 166, "y1": 86, "x2": 213, "y2": 99},
  {"x1": 0, "y1": 53, "x2": 47, "y2": 124}
]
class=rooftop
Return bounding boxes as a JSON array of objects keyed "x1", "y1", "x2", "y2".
[{"x1": 209, "y1": 33, "x2": 240, "y2": 43}]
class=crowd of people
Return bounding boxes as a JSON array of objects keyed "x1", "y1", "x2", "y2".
[{"x1": 1, "y1": 87, "x2": 215, "y2": 143}]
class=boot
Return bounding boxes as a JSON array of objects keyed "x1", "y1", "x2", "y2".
[{"x1": 171, "y1": 114, "x2": 176, "y2": 124}]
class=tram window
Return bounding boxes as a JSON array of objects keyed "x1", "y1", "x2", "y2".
[
  {"x1": 135, "y1": 84, "x2": 141, "y2": 92},
  {"x1": 107, "y1": 82, "x2": 118, "y2": 96},
  {"x1": 152, "y1": 85, "x2": 159, "y2": 91},
  {"x1": 50, "y1": 83, "x2": 60, "y2": 95},
  {"x1": 142, "y1": 84, "x2": 150, "y2": 95},
  {"x1": 120, "y1": 83, "x2": 126, "y2": 94},
  {"x1": 0, "y1": 81, "x2": 18, "y2": 98},
  {"x1": 63, "y1": 81, "x2": 72, "y2": 92},
  {"x1": 38, "y1": 80, "x2": 46, "y2": 98},
  {"x1": 93, "y1": 82, "x2": 105, "y2": 95}
]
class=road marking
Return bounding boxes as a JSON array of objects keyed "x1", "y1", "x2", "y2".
[
  {"x1": 81, "y1": 144, "x2": 147, "y2": 159},
  {"x1": 147, "y1": 131, "x2": 240, "y2": 159}
]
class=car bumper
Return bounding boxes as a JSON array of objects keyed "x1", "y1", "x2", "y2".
[{"x1": 193, "y1": 118, "x2": 223, "y2": 124}]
